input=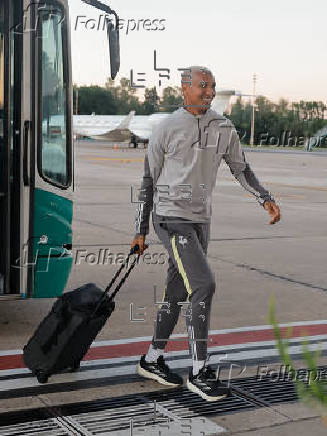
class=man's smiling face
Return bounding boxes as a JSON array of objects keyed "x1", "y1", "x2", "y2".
[{"x1": 182, "y1": 70, "x2": 216, "y2": 115}]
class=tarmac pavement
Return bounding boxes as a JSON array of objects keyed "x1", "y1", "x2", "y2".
[{"x1": 0, "y1": 141, "x2": 326, "y2": 435}]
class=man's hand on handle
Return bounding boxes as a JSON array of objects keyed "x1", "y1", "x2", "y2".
[
  {"x1": 264, "y1": 201, "x2": 281, "y2": 225},
  {"x1": 131, "y1": 234, "x2": 148, "y2": 254}
]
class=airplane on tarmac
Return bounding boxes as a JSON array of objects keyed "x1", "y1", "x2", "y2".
[
  {"x1": 73, "y1": 111, "x2": 168, "y2": 143},
  {"x1": 73, "y1": 90, "x2": 237, "y2": 142}
]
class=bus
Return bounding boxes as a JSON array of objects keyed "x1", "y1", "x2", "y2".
[{"x1": 0, "y1": 0, "x2": 119, "y2": 300}]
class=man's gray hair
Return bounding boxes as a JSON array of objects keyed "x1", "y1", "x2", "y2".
[{"x1": 181, "y1": 66, "x2": 213, "y2": 85}]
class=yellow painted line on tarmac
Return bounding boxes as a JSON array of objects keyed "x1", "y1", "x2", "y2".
[
  {"x1": 267, "y1": 181, "x2": 327, "y2": 192},
  {"x1": 274, "y1": 193, "x2": 306, "y2": 199},
  {"x1": 243, "y1": 193, "x2": 306, "y2": 199},
  {"x1": 221, "y1": 177, "x2": 327, "y2": 192},
  {"x1": 85, "y1": 157, "x2": 145, "y2": 163},
  {"x1": 83, "y1": 161, "x2": 327, "y2": 191}
]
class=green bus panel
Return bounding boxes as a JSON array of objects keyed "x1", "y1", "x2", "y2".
[
  {"x1": 32, "y1": 188, "x2": 73, "y2": 298},
  {"x1": 33, "y1": 254, "x2": 73, "y2": 298}
]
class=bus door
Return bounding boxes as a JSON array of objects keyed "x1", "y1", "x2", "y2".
[
  {"x1": 30, "y1": 0, "x2": 73, "y2": 298},
  {"x1": 0, "y1": 0, "x2": 27, "y2": 298}
]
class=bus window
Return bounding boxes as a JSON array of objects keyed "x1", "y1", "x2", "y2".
[{"x1": 39, "y1": 7, "x2": 69, "y2": 187}]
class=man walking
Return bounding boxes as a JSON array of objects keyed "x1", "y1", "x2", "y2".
[{"x1": 131, "y1": 66, "x2": 280, "y2": 401}]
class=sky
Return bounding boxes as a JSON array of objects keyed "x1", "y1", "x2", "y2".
[{"x1": 68, "y1": 0, "x2": 327, "y2": 103}]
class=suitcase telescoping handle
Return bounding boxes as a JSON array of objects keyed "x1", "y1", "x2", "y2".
[{"x1": 90, "y1": 245, "x2": 140, "y2": 318}]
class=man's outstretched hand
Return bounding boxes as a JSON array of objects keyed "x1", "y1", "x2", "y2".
[
  {"x1": 264, "y1": 201, "x2": 281, "y2": 224},
  {"x1": 131, "y1": 234, "x2": 148, "y2": 254}
]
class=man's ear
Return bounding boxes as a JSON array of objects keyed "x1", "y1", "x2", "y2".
[{"x1": 181, "y1": 83, "x2": 188, "y2": 99}]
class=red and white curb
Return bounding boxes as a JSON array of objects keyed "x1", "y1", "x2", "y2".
[{"x1": 0, "y1": 320, "x2": 327, "y2": 391}]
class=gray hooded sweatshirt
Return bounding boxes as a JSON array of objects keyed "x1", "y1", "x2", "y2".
[{"x1": 135, "y1": 107, "x2": 274, "y2": 235}]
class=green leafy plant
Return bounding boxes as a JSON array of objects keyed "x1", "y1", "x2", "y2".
[{"x1": 269, "y1": 296, "x2": 327, "y2": 422}]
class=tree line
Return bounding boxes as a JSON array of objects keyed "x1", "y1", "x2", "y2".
[
  {"x1": 73, "y1": 78, "x2": 327, "y2": 146},
  {"x1": 73, "y1": 77, "x2": 183, "y2": 116},
  {"x1": 228, "y1": 96, "x2": 327, "y2": 146}
]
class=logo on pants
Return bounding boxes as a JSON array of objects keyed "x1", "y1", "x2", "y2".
[{"x1": 178, "y1": 235, "x2": 188, "y2": 247}]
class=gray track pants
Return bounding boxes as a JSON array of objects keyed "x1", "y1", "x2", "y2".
[{"x1": 151, "y1": 212, "x2": 215, "y2": 361}]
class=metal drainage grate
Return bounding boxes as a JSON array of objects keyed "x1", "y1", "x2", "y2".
[
  {"x1": 0, "y1": 418, "x2": 77, "y2": 436},
  {"x1": 1, "y1": 365, "x2": 326, "y2": 435},
  {"x1": 65, "y1": 400, "x2": 228, "y2": 435},
  {"x1": 144, "y1": 387, "x2": 255, "y2": 418},
  {"x1": 231, "y1": 375, "x2": 298, "y2": 405},
  {"x1": 230, "y1": 365, "x2": 327, "y2": 406},
  {"x1": 0, "y1": 400, "x2": 227, "y2": 436},
  {"x1": 68, "y1": 400, "x2": 175, "y2": 434}
]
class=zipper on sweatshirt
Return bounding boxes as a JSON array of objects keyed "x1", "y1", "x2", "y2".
[
  {"x1": 191, "y1": 117, "x2": 201, "y2": 148},
  {"x1": 197, "y1": 118, "x2": 201, "y2": 146}
]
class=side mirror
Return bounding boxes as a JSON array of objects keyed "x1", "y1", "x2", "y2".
[{"x1": 106, "y1": 13, "x2": 120, "y2": 80}]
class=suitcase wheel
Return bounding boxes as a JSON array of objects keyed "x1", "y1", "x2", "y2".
[{"x1": 36, "y1": 371, "x2": 49, "y2": 384}]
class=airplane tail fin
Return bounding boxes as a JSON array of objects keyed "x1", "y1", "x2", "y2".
[{"x1": 117, "y1": 111, "x2": 135, "y2": 129}]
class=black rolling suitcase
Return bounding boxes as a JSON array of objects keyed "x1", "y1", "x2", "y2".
[{"x1": 23, "y1": 246, "x2": 140, "y2": 383}]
